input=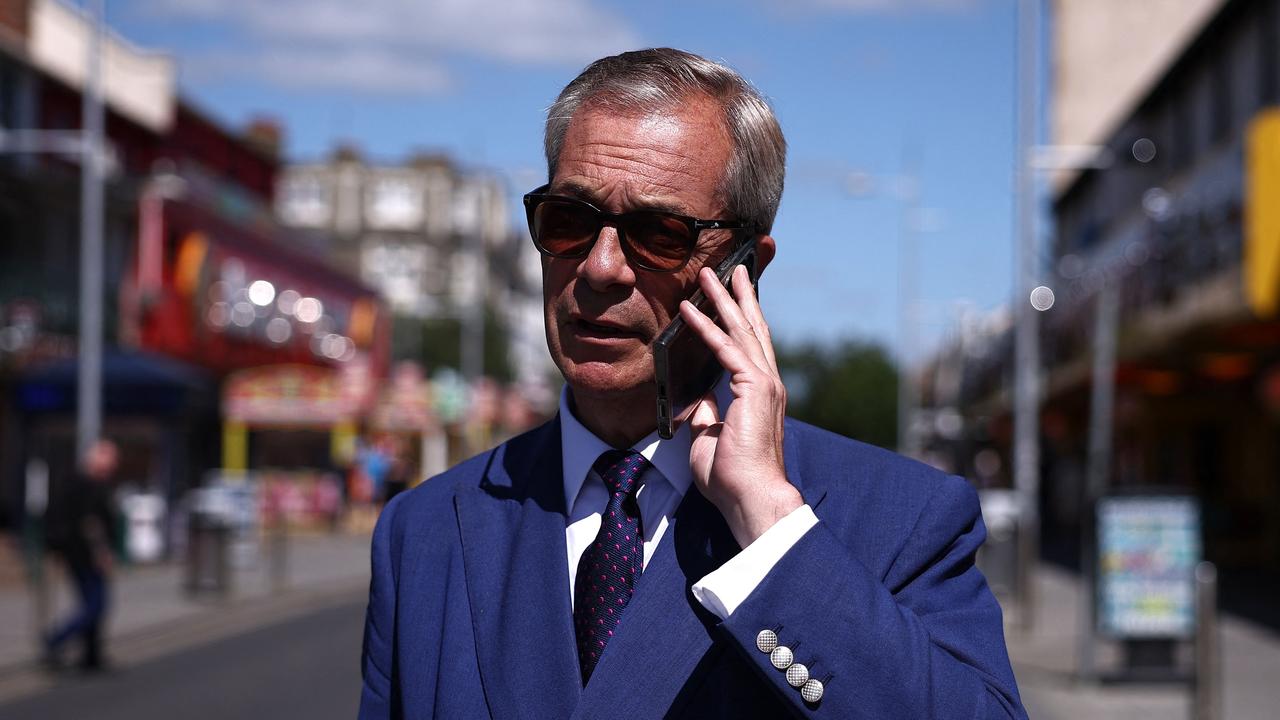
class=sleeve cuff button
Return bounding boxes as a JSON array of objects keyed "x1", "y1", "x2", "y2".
[
  {"x1": 800, "y1": 678, "x2": 825, "y2": 703},
  {"x1": 785, "y1": 663, "x2": 809, "y2": 688},
  {"x1": 755, "y1": 629, "x2": 778, "y2": 653}
]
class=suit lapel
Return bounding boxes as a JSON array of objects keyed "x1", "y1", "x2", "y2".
[
  {"x1": 572, "y1": 484, "x2": 738, "y2": 719},
  {"x1": 455, "y1": 419, "x2": 581, "y2": 720}
]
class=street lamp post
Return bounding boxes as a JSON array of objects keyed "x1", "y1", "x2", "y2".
[
  {"x1": 77, "y1": 0, "x2": 107, "y2": 459},
  {"x1": 1011, "y1": 0, "x2": 1042, "y2": 633}
]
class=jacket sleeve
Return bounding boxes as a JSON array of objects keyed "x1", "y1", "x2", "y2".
[
  {"x1": 359, "y1": 495, "x2": 401, "y2": 719},
  {"x1": 717, "y1": 475, "x2": 1026, "y2": 719}
]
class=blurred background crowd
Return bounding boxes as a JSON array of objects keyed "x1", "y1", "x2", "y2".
[{"x1": 0, "y1": 0, "x2": 1278, "y2": 718}]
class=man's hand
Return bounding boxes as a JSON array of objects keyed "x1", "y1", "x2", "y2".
[
  {"x1": 680, "y1": 264, "x2": 804, "y2": 549},
  {"x1": 95, "y1": 547, "x2": 116, "y2": 577}
]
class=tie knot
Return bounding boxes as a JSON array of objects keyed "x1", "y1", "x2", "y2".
[{"x1": 592, "y1": 449, "x2": 648, "y2": 495}]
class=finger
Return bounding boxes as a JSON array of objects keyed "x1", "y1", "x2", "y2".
[
  {"x1": 686, "y1": 393, "x2": 722, "y2": 484},
  {"x1": 680, "y1": 297, "x2": 764, "y2": 377},
  {"x1": 697, "y1": 267, "x2": 770, "y2": 369},
  {"x1": 731, "y1": 264, "x2": 779, "y2": 375},
  {"x1": 687, "y1": 390, "x2": 721, "y2": 437}
]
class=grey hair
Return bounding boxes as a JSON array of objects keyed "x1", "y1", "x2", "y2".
[{"x1": 544, "y1": 48, "x2": 787, "y2": 234}]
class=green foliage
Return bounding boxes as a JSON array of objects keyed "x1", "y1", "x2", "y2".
[
  {"x1": 394, "y1": 306, "x2": 514, "y2": 382},
  {"x1": 777, "y1": 340, "x2": 899, "y2": 449}
]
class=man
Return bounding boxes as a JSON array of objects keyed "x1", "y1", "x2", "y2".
[
  {"x1": 44, "y1": 438, "x2": 119, "y2": 672},
  {"x1": 360, "y1": 48, "x2": 1025, "y2": 719}
]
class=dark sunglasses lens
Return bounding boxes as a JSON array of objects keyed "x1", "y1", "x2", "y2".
[
  {"x1": 533, "y1": 200, "x2": 598, "y2": 256},
  {"x1": 620, "y1": 213, "x2": 693, "y2": 271}
]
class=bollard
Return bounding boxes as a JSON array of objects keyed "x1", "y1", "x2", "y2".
[
  {"x1": 269, "y1": 519, "x2": 289, "y2": 592},
  {"x1": 184, "y1": 512, "x2": 198, "y2": 595},
  {"x1": 24, "y1": 516, "x2": 50, "y2": 657},
  {"x1": 1192, "y1": 561, "x2": 1220, "y2": 720},
  {"x1": 213, "y1": 521, "x2": 231, "y2": 596}
]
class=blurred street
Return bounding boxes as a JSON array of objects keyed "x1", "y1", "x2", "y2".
[
  {"x1": 0, "y1": 595, "x2": 363, "y2": 720},
  {"x1": 0, "y1": 530, "x2": 370, "y2": 711},
  {"x1": 1008, "y1": 564, "x2": 1280, "y2": 720}
]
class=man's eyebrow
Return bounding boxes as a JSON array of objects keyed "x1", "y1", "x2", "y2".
[{"x1": 550, "y1": 180, "x2": 692, "y2": 216}]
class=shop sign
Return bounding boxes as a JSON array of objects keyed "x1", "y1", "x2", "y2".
[
  {"x1": 225, "y1": 364, "x2": 358, "y2": 425},
  {"x1": 1097, "y1": 494, "x2": 1201, "y2": 638}
]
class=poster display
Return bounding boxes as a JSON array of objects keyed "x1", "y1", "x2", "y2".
[{"x1": 1097, "y1": 494, "x2": 1201, "y2": 638}]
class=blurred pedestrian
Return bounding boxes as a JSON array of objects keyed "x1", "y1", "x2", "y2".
[
  {"x1": 355, "y1": 435, "x2": 392, "y2": 506},
  {"x1": 380, "y1": 436, "x2": 409, "y2": 506},
  {"x1": 42, "y1": 438, "x2": 120, "y2": 672}
]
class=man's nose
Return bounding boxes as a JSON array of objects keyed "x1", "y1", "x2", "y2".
[{"x1": 577, "y1": 225, "x2": 636, "y2": 291}]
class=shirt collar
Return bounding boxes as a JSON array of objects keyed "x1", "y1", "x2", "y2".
[{"x1": 559, "y1": 374, "x2": 733, "y2": 512}]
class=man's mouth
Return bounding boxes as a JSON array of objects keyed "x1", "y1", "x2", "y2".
[{"x1": 571, "y1": 318, "x2": 644, "y2": 339}]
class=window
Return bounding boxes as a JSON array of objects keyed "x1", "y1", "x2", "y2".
[
  {"x1": 365, "y1": 176, "x2": 423, "y2": 230},
  {"x1": 1210, "y1": 47, "x2": 1231, "y2": 143},
  {"x1": 278, "y1": 175, "x2": 332, "y2": 228},
  {"x1": 0, "y1": 61, "x2": 14, "y2": 128},
  {"x1": 1170, "y1": 80, "x2": 1193, "y2": 172},
  {"x1": 1262, "y1": 0, "x2": 1280, "y2": 105}
]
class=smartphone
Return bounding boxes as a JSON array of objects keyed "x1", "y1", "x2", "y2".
[{"x1": 653, "y1": 237, "x2": 760, "y2": 440}]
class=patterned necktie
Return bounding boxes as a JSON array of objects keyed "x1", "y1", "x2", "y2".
[{"x1": 573, "y1": 449, "x2": 649, "y2": 684}]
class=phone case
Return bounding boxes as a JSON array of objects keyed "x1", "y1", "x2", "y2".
[{"x1": 653, "y1": 239, "x2": 760, "y2": 439}]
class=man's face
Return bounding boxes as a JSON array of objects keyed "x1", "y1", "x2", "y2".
[
  {"x1": 85, "y1": 440, "x2": 118, "y2": 481},
  {"x1": 542, "y1": 97, "x2": 736, "y2": 404}
]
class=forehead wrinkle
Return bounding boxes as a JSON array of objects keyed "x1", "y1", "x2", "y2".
[
  {"x1": 570, "y1": 139, "x2": 707, "y2": 182},
  {"x1": 559, "y1": 143, "x2": 722, "y2": 214},
  {"x1": 556, "y1": 102, "x2": 734, "y2": 217}
]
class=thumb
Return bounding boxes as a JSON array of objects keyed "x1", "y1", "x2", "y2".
[
  {"x1": 688, "y1": 392, "x2": 721, "y2": 487},
  {"x1": 687, "y1": 391, "x2": 720, "y2": 439}
]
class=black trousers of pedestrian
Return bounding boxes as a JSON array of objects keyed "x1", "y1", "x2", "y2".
[{"x1": 46, "y1": 555, "x2": 109, "y2": 668}]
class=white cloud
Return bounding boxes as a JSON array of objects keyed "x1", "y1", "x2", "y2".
[
  {"x1": 138, "y1": 0, "x2": 642, "y2": 95},
  {"x1": 185, "y1": 47, "x2": 453, "y2": 96}
]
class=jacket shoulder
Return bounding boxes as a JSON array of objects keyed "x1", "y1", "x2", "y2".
[
  {"x1": 783, "y1": 418, "x2": 979, "y2": 547},
  {"x1": 785, "y1": 417, "x2": 966, "y2": 494}
]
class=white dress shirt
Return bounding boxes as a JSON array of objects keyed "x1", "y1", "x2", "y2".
[{"x1": 559, "y1": 378, "x2": 818, "y2": 620}]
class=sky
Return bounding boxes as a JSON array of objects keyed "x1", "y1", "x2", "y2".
[{"x1": 111, "y1": 0, "x2": 1020, "y2": 360}]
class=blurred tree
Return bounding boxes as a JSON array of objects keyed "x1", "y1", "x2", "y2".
[
  {"x1": 777, "y1": 340, "x2": 898, "y2": 449},
  {"x1": 404, "y1": 306, "x2": 514, "y2": 383}
]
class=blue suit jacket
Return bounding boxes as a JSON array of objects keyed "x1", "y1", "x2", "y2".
[{"x1": 359, "y1": 416, "x2": 1026, "y2": 719}]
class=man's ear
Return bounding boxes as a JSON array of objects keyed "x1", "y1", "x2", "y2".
[{"x1": 756, "y1": 234, "x2": 777, "y2": 275}]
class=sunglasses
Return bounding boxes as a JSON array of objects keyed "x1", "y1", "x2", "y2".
[{"x1": 523, "y1": 185, "x2": 756, "y2": 273}]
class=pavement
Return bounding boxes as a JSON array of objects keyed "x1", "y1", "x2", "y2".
[
  {"x1": 1007, "y1": 563, "x2": 1280, "y2": 719},
  {"x1": 4, "y1": 528, "x2": 1278, "y2": 718},
  {"x1": 0, "y1": 529, "x2": 372, "y2": 705},
  {"x1": 0, "y1": 597, "x2": 366, "y2": 720}
]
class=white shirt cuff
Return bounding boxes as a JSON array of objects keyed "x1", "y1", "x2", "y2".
[{"x1": 690, "y1": 504, "x2": 819, "y2": 620}]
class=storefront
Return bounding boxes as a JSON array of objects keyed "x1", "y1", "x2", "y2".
[{"x1": 221, "y1": 363, "x2": 372, "y2": 531}]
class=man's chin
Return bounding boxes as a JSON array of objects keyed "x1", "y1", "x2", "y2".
[{"x1": 560, "y1": 359, "x2": 654, "y2": 402}]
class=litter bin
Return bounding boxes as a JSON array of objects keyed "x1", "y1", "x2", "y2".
[{"x1": 185, "y1": 488, "x2": 233, "y2": 596}]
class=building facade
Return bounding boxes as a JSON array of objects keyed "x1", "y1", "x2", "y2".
[
  {"x1": 276, "y1": 150, "x2": 552, "y2": 391},
  {"x1": 0, "y1": 0, "x2": 390, "y2": 537},
  {"x1": 920, "y1": 0, "x2": 1280, "y2": 623}
]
